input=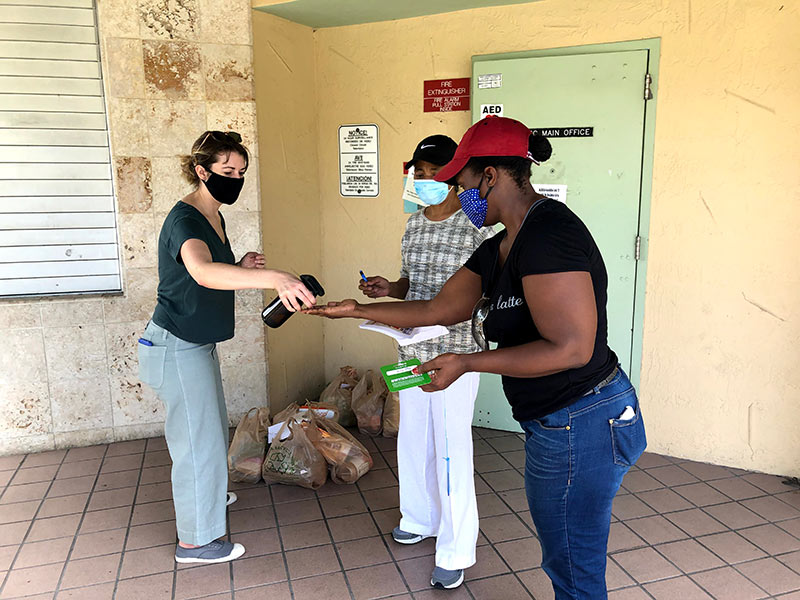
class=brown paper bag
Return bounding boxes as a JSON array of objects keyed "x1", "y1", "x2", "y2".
[
  {"x1": 227, "y1": 407, "x2": 270, "y2": 484},
  {"x1": 307, "y1": 412, "x2": 373, "y2": 484},
  {"x1": 319, "y1": 366, "x2": 359, "y2": 427},
  {"x1": 262, "y1": 418, "x2": 328, "y2": 490},
  {"x1": 382, "y1": 391, "x2": 400, "y2": 438},
  {"x1": 351, "y1": 370, "x2": 387, "y2": 437}
]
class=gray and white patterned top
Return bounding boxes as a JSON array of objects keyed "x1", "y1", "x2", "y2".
[{"x1": 398, "y1": 209, "x2": 494, "y2": 363}]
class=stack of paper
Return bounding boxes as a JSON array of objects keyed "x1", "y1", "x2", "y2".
[{"x1": 358, "y1": 321, "x2": 448, "y2": 346}]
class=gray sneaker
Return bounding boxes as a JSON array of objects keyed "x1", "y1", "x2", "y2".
[
  {"x1": 431, "y1": 566, "x2": 464, "y2": 589},
  {"x1": 391, "y1": 526, "x2": 431, "y2": 545},
  {"x1": 175, "y1": 539, "x2": 245, "y2": 564},
  {"x1": 226, "y1": 492, "x2": 237, "y2": 506}
]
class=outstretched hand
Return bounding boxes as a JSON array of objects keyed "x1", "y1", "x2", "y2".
[
  {"x1": 419, "y1": 353, "x2": 468, "y2": 392},
  {"x1": 301, "y1": 299, "x2": 359, "y2": 319}
]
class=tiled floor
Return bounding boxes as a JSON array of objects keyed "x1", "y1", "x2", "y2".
[{"x1": 1, "y1": 428, "x2": 800, "y2": 600}]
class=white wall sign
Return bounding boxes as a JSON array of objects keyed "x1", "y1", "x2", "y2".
[
  {"x1": 339, "y1": 124, "x2": 379, "y2": 197},
  {"x1": 477, "y1": 73, "x2": 502, "y2": 89},
  {"x1": 533, "y1": 184, "x2": 567, "y2": 204},
  {"x1": 480, "y1": 104, "x2": 504, "y2": 118}
]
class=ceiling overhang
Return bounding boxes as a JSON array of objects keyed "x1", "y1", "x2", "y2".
[{"x1": 252, "y1": 0, "x2": 541, "y2": 29}]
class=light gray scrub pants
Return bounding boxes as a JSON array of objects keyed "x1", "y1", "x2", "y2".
[{"x1": 138, "y1": 320, "x2": 229, "y2": 546}]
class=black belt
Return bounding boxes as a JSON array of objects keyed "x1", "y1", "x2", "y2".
[{"x1": 582, "y1": 367, "x2": 619, "y2": 397}]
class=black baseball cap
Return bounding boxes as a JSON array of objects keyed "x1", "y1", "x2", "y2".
[{"x1": 405, "y1": 134, "x2": 458, "y2": 170}]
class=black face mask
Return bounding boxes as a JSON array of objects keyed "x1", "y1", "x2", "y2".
[{"x1": 204, "y1": 171, "x2": 244, "y2": 205}]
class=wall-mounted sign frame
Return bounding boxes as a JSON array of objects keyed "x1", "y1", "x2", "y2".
[
  {"x1": 423, "y1": 78, "x2": 470, "y2": 112},
  {"x1": 339, "y1": 124, "x2": 379, "y2": 197}
]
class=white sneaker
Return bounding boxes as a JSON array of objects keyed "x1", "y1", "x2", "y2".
[
  {"x1": 391, "y1": 526, "x2": 431, "y2": 545},
  {"x1": 175, "y1": 539, "x2": 245, "y2": 564},
  {"x1": 431, "y1": 566, "x2": 464, "y2": 589}
]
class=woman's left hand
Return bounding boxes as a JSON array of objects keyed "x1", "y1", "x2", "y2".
[
  {"x1": 419, "y1": 353, "x2": 468, "y2": 392},
  {"x1": 239, "y1": 252, "x2": 265, "y2": 269}
]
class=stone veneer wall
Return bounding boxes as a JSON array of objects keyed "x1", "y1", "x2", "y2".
[{"x1": 0, "y1": 0, "x2": 268, "y2": 455}]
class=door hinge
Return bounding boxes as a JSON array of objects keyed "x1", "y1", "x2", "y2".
[
  {"x1": 634, "y1": 235, "x2": 642, "y2": 261},
  {"x1": 644, "y1": 73, "x2": 653, "y2": 100}
]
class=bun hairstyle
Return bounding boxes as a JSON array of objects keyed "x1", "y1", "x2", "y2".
[
  {"x1": 180, "y1": 130, "x2": 249, "y2": 186},
  {"x1": 465, "y1": 132, "x2": 552, "y2": 189},
  {"x1": 528, "y1": 132, "x2": 552, "y2": 164}
]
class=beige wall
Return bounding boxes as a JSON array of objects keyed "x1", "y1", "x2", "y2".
[
  {"x1": 256, "y1": 1, "x2": 800, "y2": 476},
  {"x1": 252, "y1": 12, "x2": 325, "y2": 414},
  {"x1": 0, "y1": 0, "x2": 269, "y2": 455}
]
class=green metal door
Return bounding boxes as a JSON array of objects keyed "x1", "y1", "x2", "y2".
[{"x1": 471, "y1": 47, "x2": 654, "y2": 432}]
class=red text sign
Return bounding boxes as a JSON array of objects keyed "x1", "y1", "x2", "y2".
[{"x1": 423, "y1": 78, "x2": 470, "y2": 112}]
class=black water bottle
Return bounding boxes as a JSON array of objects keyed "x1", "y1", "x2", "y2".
[{"x1": 261, "y1": 274, "x2": 325, "y2": 328}]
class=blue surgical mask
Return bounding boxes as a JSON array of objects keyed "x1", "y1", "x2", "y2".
[
  {"x1": 458, "y1": 176, "x2": 493, "y2": 229},
  {"x1": 413, "y1": 180, "x2": 451, "y2": 205}
]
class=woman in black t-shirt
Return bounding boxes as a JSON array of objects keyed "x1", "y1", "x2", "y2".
[
  {"x1": 306, "y1": 117, "x2": 646, "y2": 598},
  {"x1": 138, "y1": 131, "x2": 316, "y2": 565}
]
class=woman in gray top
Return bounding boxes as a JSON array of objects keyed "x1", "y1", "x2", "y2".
[{"x1": 359, "y1": 135, "x2": 492, "y2": 589}]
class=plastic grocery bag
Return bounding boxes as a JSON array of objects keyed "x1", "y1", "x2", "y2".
[
  {"x1": 270, "y1": 401, "x2": 340, "y2": 443},
  {"x1": 268, "y1": 403, "x2": 301, "y2": 444},
  {"x1": 262, "y1": 418, "x2": 328, "y2": 490},
  {"x1": 303, "y1": 400, "x2": 339, "y2": 422},
  {"x1": 307, "y1": 411, "x2": 373, "y2": 484},
  {"x1": 227, "y1": 407, "x2": 270, "y2": 484},
  {"x1": 272, "y1": 402, "x2": 300, "y2": 426},
  {"x1": 351, "y1": 370, "x2": 387, "y2": 437},
  {"x1": 319, "y1": 366, "x2": 359, "y2": 427},
  {"x1": 382, "y1": 391, "x2": 400, "y2": 438}
]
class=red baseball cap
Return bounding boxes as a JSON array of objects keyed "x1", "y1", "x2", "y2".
[{"x1": 434, "y1": 116, "x2": 536, "y2": 183}]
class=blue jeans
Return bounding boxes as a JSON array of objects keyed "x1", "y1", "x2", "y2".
[{"x1": 521, "y1": 367, "x2": 646, "y2": 600}]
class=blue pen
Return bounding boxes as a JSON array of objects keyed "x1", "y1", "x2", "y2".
[
  {"x1": 359, "y1": 270, "x2": 368, "y2": 283},
  {"x1": 138, "y1": 338, "x2": 153, "y2": 346}
]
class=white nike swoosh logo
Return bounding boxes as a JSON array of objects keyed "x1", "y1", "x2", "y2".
[{"x1": 420, "y1": 144, "x2": 435, "y2": 149}]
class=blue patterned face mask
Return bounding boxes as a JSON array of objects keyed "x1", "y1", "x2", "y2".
[
  {"x1": 413, "y1": 180, "x2": 450, "y2": 205},
  {"x1": 458, "y1": 176, "x2": 493, "y2": 229}
]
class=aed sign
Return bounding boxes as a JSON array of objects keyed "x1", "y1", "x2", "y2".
[
  {"x1": 423, "y1": 78, "x2": 470, "y2": 112},
  {"x1": 530, "y1": 127, "x2": 594, "y2": 138},
  {"x1": 480, "y1": 104, "x2": 504, "y2": 118}
]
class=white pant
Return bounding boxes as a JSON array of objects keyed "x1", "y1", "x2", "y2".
[{"x1": 397, "y1": 371, "x2": 480, "y2": 570}]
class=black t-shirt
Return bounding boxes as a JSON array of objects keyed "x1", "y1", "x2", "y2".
[
  {"x1": 464, "y1": 199, "x2": 617, "y2": 422},
  {"x1": 152, "y1": 202, "x2": 236, "y2": 344}
]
